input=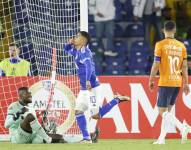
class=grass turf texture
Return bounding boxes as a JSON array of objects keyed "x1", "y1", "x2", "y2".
[{"x1": 1, "y1": 139, "x2": 191, "y2": 150}]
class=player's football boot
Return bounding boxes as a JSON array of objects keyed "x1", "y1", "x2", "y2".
[
  {"x1": 43, "y1": 137, "x2": 52, "y2": 144},
  {"x1": 152, "y1": 139, "x2": 165, "y2": 144},
  {"x1": 79, "y1": 139, "x2": 92, "y2": 143},
  {"x1": 114, "y1": 93, "x2": 130, "y2": 103},
  {"x1": 90, "y1": 127, "x2": 99, "y2": 143},
  {"x1": 181, "y1": 120, "x2": 191, "y2": 144}
]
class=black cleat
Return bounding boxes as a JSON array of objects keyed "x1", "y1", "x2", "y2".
[{"x1": 90, "y1": 128, "x2": 99, "y2": 143}]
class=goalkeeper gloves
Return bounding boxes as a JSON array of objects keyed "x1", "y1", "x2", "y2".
[
  {"x1": 13, "y1": 107, "x2": 28, "y2": 121},
  {"x1": 13, "y1": 111, "x2": 22, "y2": 121}
]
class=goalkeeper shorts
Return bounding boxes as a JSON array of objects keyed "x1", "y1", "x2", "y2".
[
  {"x1": 11, "y1": 125, "x2": 44, "y2": 144},
  {"x1": 11, "y1": 125, "x2": 32, "y2": 144}
]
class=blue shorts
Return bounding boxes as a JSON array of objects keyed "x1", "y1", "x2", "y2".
[{"x1": 157, "y1": 87, "x2": 180, "y2": 107}]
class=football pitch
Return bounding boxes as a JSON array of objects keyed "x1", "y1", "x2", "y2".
[{"x1": 1, "y1": 139, "x2": 191, "y2": 150}]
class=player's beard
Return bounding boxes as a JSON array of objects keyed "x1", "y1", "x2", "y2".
[{"x1": 27, "y1": 97, "x2": 32, "y2": 104}]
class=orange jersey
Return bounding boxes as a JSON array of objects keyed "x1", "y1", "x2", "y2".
[{"x1": 154, "y1": 38, "x2": 187, "y2": 87}]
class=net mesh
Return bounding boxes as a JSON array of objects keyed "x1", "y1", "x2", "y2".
[{"x1": 0, "y1": 0, "x2": 83, "y2": 138}]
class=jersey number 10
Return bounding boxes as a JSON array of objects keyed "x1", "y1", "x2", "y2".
[{"x1": 168, "y1": 56, "x2": 180, "y2": 75}]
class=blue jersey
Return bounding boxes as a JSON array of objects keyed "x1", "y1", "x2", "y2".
[{"x1": 64, "y1": 44, "x2": 100, "y2": 90}]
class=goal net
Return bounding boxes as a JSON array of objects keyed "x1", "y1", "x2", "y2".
[{"x1": 0, "y1": 0, "x2": 88, "y2": 141}]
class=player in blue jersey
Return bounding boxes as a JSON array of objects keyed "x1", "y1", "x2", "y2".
[{"x1": 64, "y1": 31, "x2": 130, "y2": 143}]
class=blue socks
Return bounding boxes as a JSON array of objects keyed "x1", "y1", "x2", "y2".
[
  {"x1": 99, "y1": 98, "x2": 119, "y2": 118},
  {"x1": 76, "y1": 98, "x2": 119, "y2": 140},
  {"x1": 76, "y1": 113, "x2": 90, "y2": 140}
]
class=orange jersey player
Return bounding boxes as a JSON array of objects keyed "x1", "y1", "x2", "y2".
[
  {"x1": 149, "y1": 20, "x2": 190, "y2": 144},
  {"x1": 155, "y1": 36, "x2": 187, "y2": 87}
]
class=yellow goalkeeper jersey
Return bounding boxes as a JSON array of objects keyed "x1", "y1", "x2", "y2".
[{"x1": 0, "y1": 58, "x2": 30, "y2": 76}]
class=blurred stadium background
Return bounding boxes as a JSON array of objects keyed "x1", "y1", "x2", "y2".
[
  {"x1": 1, "y1": 0, "x2": 191, "y2": 76},
  {"x1": 0, "y1": 0, "x2": 191, "y2": 149}
]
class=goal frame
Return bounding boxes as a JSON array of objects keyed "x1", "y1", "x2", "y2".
[{"x1": 0, "y1": 0, "x2": 88, "y2": 141}]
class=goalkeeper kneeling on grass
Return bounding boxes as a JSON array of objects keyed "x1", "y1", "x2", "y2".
[{"x1": 4, "y1": 87, "x2": 66, "y2": 144}]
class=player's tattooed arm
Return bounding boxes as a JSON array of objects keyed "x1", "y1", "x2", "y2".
[
  {"x1": 149, "y1": 61, "x2": 160, "y2": 90},
  {"x1": 182, "y1": 59, "x2": 190, "y2": 95}
]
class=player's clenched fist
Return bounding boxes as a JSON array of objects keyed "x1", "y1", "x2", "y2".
[{"x1": 68, "y1": 38, "x2": 75, "y2": 45}]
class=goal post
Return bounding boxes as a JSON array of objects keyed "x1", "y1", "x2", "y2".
[
  {"x1": 0, "y1": 0, "x2": 88, "y2": 141},
  {"x1": 80, "y1": 0, "x2": 88, "y2": 32}
]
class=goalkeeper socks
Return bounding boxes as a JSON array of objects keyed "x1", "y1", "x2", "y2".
[
  {"x1": 76, "y1": 113, "x2": 90, "y2": 140},
  {"x1": 30, "y1": 120, "x2": 52, "y2": 143},
  {"x1": 99, "y1": 98, "x2": 119, "y2": 118}
]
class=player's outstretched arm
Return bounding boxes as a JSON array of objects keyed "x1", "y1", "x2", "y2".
[
  {"x1": 149, "y1": 61, "x2": 160, "y2": 91},
  {"x1": 182, "y1": 59, "x2": 190, "y2": 95}
]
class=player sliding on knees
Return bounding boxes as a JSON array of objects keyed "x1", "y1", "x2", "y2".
[
  {"x1": 4, "y1": 87, "x2": 66, "y2": 144},
  {"x1": 64, "y1": 31, "x2": 130, "y2": 143}
]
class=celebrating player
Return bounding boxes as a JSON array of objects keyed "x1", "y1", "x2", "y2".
[
  {"x1": 4, "y1": 87, "x2": 65, "y2": 144},
  {"x1": 149, "y1": 20, "x2": 191, "y2": 144},
  {"x1": 64, "y1": 31, "x2": 130, "y2": 143}
]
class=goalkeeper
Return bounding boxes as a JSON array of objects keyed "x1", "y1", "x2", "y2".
[
  {"x1": 4, "y1": 87, "x2": 65, "y2": 144},
  {"x1": 64, "y1": 31, "x2": 130, "y2": 143}
]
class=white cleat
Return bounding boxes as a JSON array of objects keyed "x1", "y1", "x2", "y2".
[
  {"x1": 181, "y1": 120, "x2": 191, "y2": 144},
  {"x1": 153, "y1": 140, "x2": 165, "y2": 145},
  {"x1": 114, "y1": 93, "x2": 131, "y2": 102},
  {"x1": 79, "y1": 139, "x2": 92, "y2": 144}
]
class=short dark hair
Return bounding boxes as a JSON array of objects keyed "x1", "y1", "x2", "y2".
[
  {"x1": 188, "y1": 55, "x2": 191, "y2": 61},
  {"x1": 9, "y1": 43, "x2": 19, "y2": 48},
  {"x1": 18, "y1": 87, "x2": 29, "y2": 95},
  {"x1": 79, "y1": 31, "x2": 91, "y2": 45},
  {"x1": 164, "y1": 20, "x2": 176, "y2": 31}
]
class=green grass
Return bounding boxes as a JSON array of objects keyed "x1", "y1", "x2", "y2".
[{"x1": 1, "y1": 139, "x2": 191, "y2": 150}]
